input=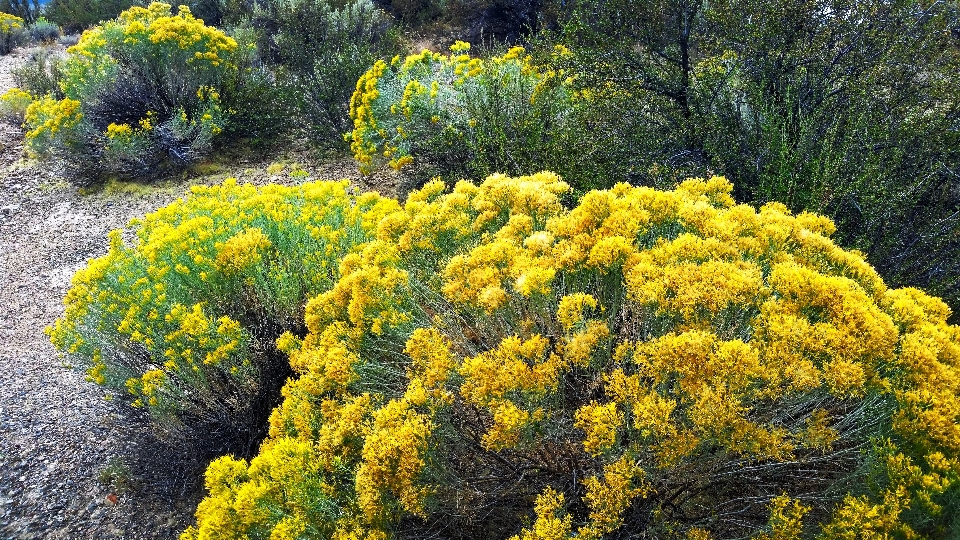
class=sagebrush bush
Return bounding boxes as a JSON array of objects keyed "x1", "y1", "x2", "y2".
[
  {"x1": 182, "y1": 174, "x2": 960, "y2": 539},
  {"x1": 211, "y1": 23, "x2": 289, "y2": 146},
  {"x1": 349, "y1": 42, "x2": 588, "y2": 191},
  {"x1": 253, "y1": 0, "x2": 399, "y2": 141},
  {"x1": 12, "y1": 49, "x2": 65, "y2": 99},
  {"x1": 0, "y1": 11, "x2": 25, "y2": 54},
  {"x1": 19, "y1": 2, "x2": 263, "y2": 184},
  {"x1": 48, "y1": 178, "x2": 399, "y2": 456},
  {"x1": 28, "y1": 16, "x2": 60, "y2": 42},
  {"x1": 57, "y1": 32, "x2": 79, "y2": 46}
]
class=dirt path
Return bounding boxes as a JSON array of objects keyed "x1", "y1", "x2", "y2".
[
  {"x1": 0, "y1": 46, "x2": 221, "y2": 539},
  {"x1": 0, "y1": 45, "x2": 396, "y2": 538}
]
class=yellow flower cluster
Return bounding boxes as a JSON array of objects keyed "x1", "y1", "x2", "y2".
[
  {"x1": 215, "y1": 227, "x2": 271, "y2": 273},
  {"x1": 126, "y1": 368, "x2": 166, "y2": 408},
  {"x1": 0, "y1": 87, "x2": 32, "y2": 121},
  {"x1": 355, "y1": 398, "x2": 433, "y2": 518},
  {"x1": 459, "y1": 334, "x2": 557, "y2": 449},
  {"x1": 183, "y1": 173, "x2": 960, "y2": 539},
  {"x1": 348, "y1": 59, "x2": 387, "y2": 172},
  {"x1": 557, "y1": 293, "x2": 597, "y2": 329},
  {"x1": 513, "y1": 456, "x2": 649, "y2": 540},
  {"x1": 403, "y1": 327, "x2": 455, "y2": 405},
  {"x1": 510, "y1": 487, "x2": 572, "y2": 540},
  {"x1": 182, "y1": 438, "x2": 326, "y2": 540},
  {"x1": 86, "y1": 349, "x2": 107, "y2": 384},
  {"x1": 440, "y1": 172, "x2": 571, "y2": 309},
  {"x1": 23, "y1": 97, "x2": 82, "y2": 152},
  {"x1": 0, "y1": 11, "x2": 22, "y2": 33},
  {"x1": 105, "y1": 122, "x2": 133, "y2": 140},
  {"x1": 102, "y1": 119, "x2": 155, "y2": 156},
  {"x1": 578, "y1": 457, "x2": 648, "y2": 539},
  {"x1": 574, "y1": 401, "x2": 622, "y2": 456},
  {"x1": 755, "y1": 495, "x2": 810, "y2": 540}
]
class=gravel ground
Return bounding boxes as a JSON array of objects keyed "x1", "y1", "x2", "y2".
[{"x1": 0, "y1": 44, "x2": 397, "y2": 539}]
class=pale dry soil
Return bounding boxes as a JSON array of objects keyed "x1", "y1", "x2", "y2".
[{"x1": 0, "y1": 44, "x2": 398, "y2": 539}]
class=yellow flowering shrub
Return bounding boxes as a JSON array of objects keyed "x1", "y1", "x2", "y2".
[
  {"x1": 23, "y1": 2, "x2": 241, "y2": 184},
  {"x1": 347, "y1": 42, "x2": 582, "y2": 187},
  {"x1": 0, "y1": 11, "x2": 21, "y2": 32},
  {"x1": 184, "y1": 173, "x2": 960, "y2": 539},
  {"x1": 23, "y1": 96, "x2": 83, "y2": 152},
  {"x1": 49, "y1": 177, "x2": 399, "y2": 454},
  {"x1": 0, "y1": 11, "x2": 23, "y2": 54},
  {"x1": 0, "y1": 87, "x2": 32, "y2": 122}
]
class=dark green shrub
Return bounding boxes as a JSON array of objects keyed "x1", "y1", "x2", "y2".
[
  {"x1": 557, "y1": 0, "x2": 960, "y2": 313},
  {"x1": 182, "y1": 0, "x2": 253, "y2": 28},
  {"x1": 702, "y1": 0, "x2": 960, "y2": 313},
  {"x1": 454, "y1": 0, "x2": 550, "y2": 44},
  {"x1": 43, "y1": 0, "x2": 141, "y2": 33},
  {"x1": 253, "y1": 0, "x2": 399, "y2": 141},
  {"x1": 387, "y1": 0, "x2": 441, "y2": 23},
  {"x1": 382, "y1": 0, "x2": 552, "y2": 43}
]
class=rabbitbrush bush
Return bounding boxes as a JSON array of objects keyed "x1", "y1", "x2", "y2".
[
  {"x1": 0, "y1": 87, "x2": 32, "y2": 122},
  {"x1": 348, "y1": 43, "x2": 587, "y2": 190},
  {"x1": 0, "y1": 11, "x2": 24, "y2": 54},
  {"x1": 48, "y1": 179, "x2": 399, "y2": 455},
  {"x1": 20, "y1": 2, "x2": 256, "y2": 184},
  {"x1": 180, "y1": 174, "x2": 960, "y2": 539}
]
